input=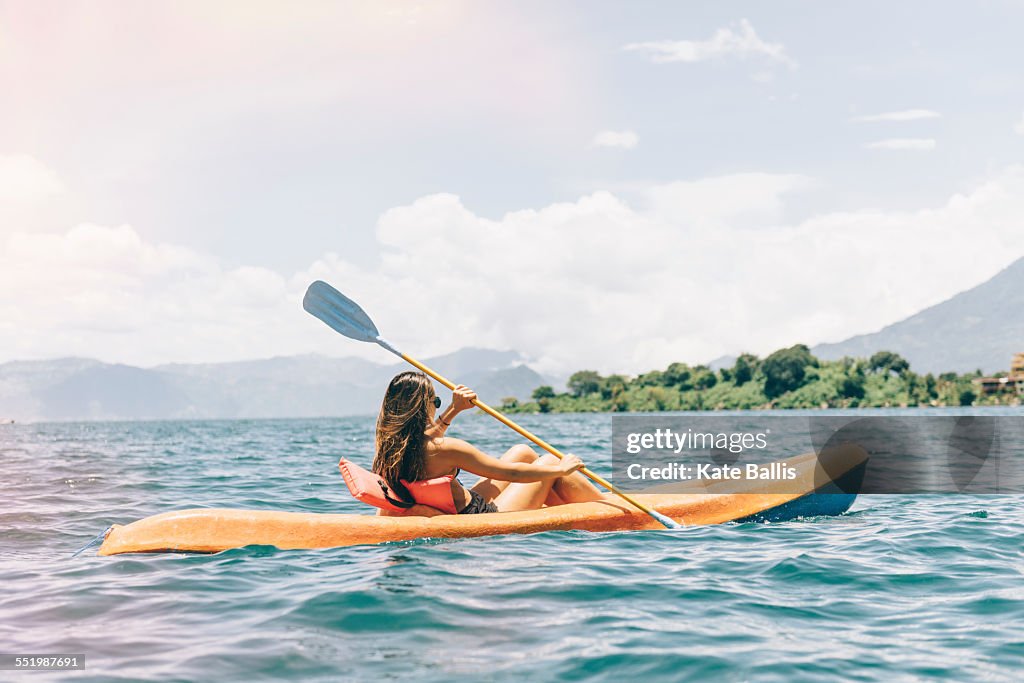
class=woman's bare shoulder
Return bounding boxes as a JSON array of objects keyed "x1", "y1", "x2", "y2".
[
  {"x1": 423, "y1": 436, "x2": 476, "y2": 472},
  {"x1": 429, "y1": 436, "x2": 473, "y2": 453},
  {"x1": 423, "y1": 435, "x2": 475, "y2": 456}
]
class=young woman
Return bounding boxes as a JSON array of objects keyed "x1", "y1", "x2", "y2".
[{"x1": 373, "y1": 371, "x2": 605, "y2": 516}]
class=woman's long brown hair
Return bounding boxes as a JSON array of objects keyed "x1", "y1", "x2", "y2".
[{"x1": 373, "y1": 371, "x2": 436, "y2": 507}]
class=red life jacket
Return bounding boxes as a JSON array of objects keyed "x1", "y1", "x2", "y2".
[{"x1": 339, "y1": 458, "x2": 459, "y2": 515}]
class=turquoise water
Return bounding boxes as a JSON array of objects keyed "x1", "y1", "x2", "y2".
[{"x1": 2, "y1": 410, "x2": 1023, "y2": 682}]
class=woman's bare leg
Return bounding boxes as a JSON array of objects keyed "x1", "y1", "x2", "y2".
[
  {"x1": 494, "y1": 453, "x2": 608, "y2": 511},
  {"x1": 491, "y1": 456, "x2": 559, "y2": 512},
  {"x1": 473, "y1": 447, "x2": 605, "y2": 510},
  {"x1": 544, "y1": 489, "x2": 566, "y2": 506},
  {"x1": 472, "y1": 445, "x2": 567, "y2": 507},
  {"x1": 552, "y1": 466, "x2": 605, "y2": 504},
  {"x1": 470, "y1": 445, "x2": 538, "y2": 501}
]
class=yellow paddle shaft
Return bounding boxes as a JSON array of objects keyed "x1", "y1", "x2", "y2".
[{"x1": 401, "y1": 354, "x2": 659, "y2": 517}]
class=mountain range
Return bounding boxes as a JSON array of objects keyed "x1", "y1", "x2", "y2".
[
  {"x1": 0, "y1": 348, "x2": 547, "y2": 422},
  {"x1": 812, "y1": 256, "x2": 1024, "y2": 374}
]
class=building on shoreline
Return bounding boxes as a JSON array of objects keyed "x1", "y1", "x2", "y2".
[{"x1": 974, "y1": 353, "x2": 1024, "y2": 395}]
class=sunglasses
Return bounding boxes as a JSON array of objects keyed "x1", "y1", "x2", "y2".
[{"x1": 432, "y1": 396, "x2": 442, "y2": 409}]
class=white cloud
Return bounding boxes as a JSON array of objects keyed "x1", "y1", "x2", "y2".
[
  {"x1": 623, "y1": 19, "x2": 796, "y2": 68},
  {"x1": 0, "y1": 155, "x2": 63, "y2": 203},
  {"x1": 865, "y1": 138, "x2": 937, "y2": 151},
  {"x1": 853, "y1": 109, "x2": 941, "y2": 122},
  {"x1": 0, "y1": 224, "x2": 299, "y2": 365},
  {"x1": 1015, "y1": 113, "x2": 1024, "y2": 135},
  {"x1": 301, "y1": 168, "x2": 1022, "y2": 373},
  {"x1": 591, "y1": 130, "x2": 639, "y2": 150},
  {"x1": 6, "y1": 167, "x2": 1022, "y2": 374},
  {"x1": 643, "y1": 173, "x2": 813, "y2": 228}
]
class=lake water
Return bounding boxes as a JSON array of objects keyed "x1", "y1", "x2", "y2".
[{"x1": 2, "y1": 409, "x2": 1023, "y2": 681}]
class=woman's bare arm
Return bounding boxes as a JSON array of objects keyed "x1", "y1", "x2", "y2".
[
  {"x1": 439, "y1": 438, "x2": 584, "y2": 482},
  {"x1": 426, "y1": 385, "x2": 477, "y2": 438}
]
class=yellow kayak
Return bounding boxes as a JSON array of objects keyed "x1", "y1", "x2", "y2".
[{"x1": 98, "y1": 446, "x2": 866, "y2": 555}]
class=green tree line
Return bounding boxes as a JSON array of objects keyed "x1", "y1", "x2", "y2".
[{"x1": 500, "y1": 346, "x2": 1013, "y2": 413}]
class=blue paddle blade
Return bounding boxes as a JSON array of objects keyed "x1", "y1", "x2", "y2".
[
  {"x1": 650, "y1": 510, "x2": 684, "y2": 530},
  {"x1": 303, "y1": 281, "x2": 381, "y2": 343}
]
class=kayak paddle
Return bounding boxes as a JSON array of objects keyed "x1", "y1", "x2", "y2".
[{"x1": 302, "y1": 280, "x2": 683, "y2": 530}]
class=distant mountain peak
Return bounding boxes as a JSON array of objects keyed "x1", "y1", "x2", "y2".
[
  {"x1": 421, "y1": 346, "x2": 524, "y2": 364},
  {"x1": 813, "y1": 256, "x2": 1024, "y2": 373}
]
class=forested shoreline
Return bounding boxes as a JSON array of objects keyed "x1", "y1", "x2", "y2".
[{"x1": 501, "y1": 345, "x2": 1018, "y2": 413}]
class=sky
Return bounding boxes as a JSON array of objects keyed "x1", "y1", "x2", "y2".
[{"x1": 1, "y1": 0, "x2": 1023, "y2": 374}]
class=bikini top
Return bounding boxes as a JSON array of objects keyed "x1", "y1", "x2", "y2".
[{"x1": 339, "y1": 458, "x2": 461, "y2": 514}]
